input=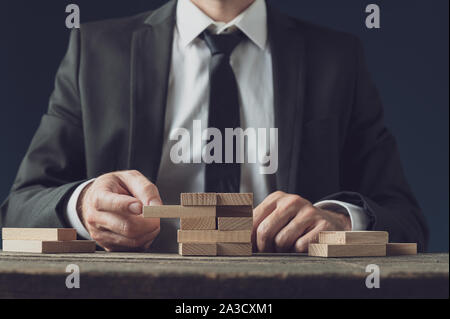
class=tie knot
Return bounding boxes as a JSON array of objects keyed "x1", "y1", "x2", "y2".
[{"x1": 202, "y1": 29, "x2": 245, "y2": 56}]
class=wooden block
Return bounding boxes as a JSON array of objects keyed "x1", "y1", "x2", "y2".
[
  {"x1": 386, "y1": 243, "x2": 417, "y2": 256},
  {"x1": 318, "y1": 231, "x2": 389, "y2": 245},
  {"x1": 218, "y1": 217, "x2": 253, "y2": 231},
  {"x1": 180, "y1": 217, "x2": 216, "y2": 230},
  {"x1": 216, "y1": 206, "x2": 253, "y2": 217},
  {"x1": 308, "y1": 244, "x2": 386, "y2": 258},
  {"x1": 217, "y1": 243, "x2": 252, "y2": 256},
  {"x1": 178, "y1": 230, "x2": 251, "y2": 243},
  {"x1": 181, "y1": 193, "x2": 217, "y2": 206},
  {"x1": 2, "y1": 228, "x2": 76, "y2": 241},
  {"x1": 2, "y1": 240, "x2": 96, "y2": 254},
  {"x1": 178, "y1": 243, "x2": 217, "y2": 256},
  {"x1": 143, "y1": 205, "x2": 216, "y2": 218},
  {"x1": 217, "y1": 193, "x2": 253, "y2": 206}
]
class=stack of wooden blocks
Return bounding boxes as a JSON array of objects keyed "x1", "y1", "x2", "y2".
[
  {"x1": 2, "y1": 228, "x2": 96, "y2": 254},
  {"x1": 143, "y1": 193, "x2": 253, "y2": 256},
  {"x1": 309, "y1": 231, "x2": 417, "y2": 257}
]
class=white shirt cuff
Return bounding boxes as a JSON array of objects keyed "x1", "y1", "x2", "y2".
[
  {"x1": 314, "y1": 200, "x2": 370, "y2": 231},
  {"x1": 65, "y1": 179, "x2": 95, "y2": 240}
]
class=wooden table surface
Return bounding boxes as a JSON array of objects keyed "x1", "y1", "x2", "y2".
[{"x1": 0, "y1": 251, "x2": 448, "y2": 298}]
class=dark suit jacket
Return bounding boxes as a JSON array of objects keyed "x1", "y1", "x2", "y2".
[{"x1": 0, "y1": 0, "x2": 429, "y2": 251}]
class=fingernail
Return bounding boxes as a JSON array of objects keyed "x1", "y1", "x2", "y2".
[
  {"x1": 149, "y1": 199, "x2": 162, "y2": 206},
  {"x1": 129, "y1": 202, "x2": 142, "y2": 215}
]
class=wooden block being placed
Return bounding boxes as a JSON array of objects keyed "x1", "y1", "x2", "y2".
[
  {"x1": 386, "y1": 243, "x2": 417, "y2": 256},
  {"x1": 181, "y1": 193, "x2": 217, "y2": 206},
  {"x1": 2, "y1": 228, "x2": 76, "y2": 241},
  {"x1": 218, "y1": 217, "x2": 253, "y2": 231},
  {"x1": 2, "y1": 240, "x2": 96, "y2": 254},
  {"x1": 178, "y1": 230, "x2": 251, "y2": 243},
  {"x1": 309, "y1": 244, "x2": 386, "y2": 258},
  {"x1": 180, "y1": 217, "x2": 216, "y2": 230},
  {"x1": 179, "y1": 243, "x2": 217, "y2": 256},
  {"x1": 318, "y1": 231, "x2": 389, "y2": 245},
  {"x1": 143, "y1": 205, "x2": 216, "y2": 218},
  {"x1": 217, "y1": 193, "x2": 253, "y2": 206},
  {"x1": 216, "y1": 206, "x2": 253, "y2": 217},
  {"x1": 217, "y1": 243, "x2": 252, "y2": 256}
]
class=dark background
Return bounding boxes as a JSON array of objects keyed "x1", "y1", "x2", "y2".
[{"x1": 0, "y1": 0, "x2": 448, "y2": 252}]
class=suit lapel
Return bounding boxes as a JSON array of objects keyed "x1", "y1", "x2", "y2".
[
  {"x1": 268, "y1": 7, "x2": 306, "y2": 193},
  {"x1": 128, "y1": 1, "x2": 177, "y2": 182},
  {"x1": 128, "y1": 1, "x2": 306, "y2": 190}
]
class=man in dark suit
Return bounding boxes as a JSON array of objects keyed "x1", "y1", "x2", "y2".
[{"x1": 0, "y1": 0, "x2": 428, "y2": 252}]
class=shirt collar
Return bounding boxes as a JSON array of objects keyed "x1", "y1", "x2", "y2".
[{"x1": 176, "y1": 0, "x2": 267, "y2": 50}]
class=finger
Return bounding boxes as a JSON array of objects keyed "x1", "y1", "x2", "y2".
[
  {"x1": 93, "y1": 190, "x2": 142, "y2": 215},
  {"x1": 117, "y1": 170, "x2": 163, "y2": 206},
  {"x1": 256, "y1": 201, "x2": 300, "y2": 252},
  {"x1": 87, "y1": 211, "x2": 160, "y2": 239},
  {"x1": 96, "y1": 174, "x2": 130, "y2": 195},
  {"x1": 92, "y1": 227, "x2": 160, "y2": 252},
  {"x1": 273, "y1": 212, "x2": 314, "y2": 253},
  {"x1": 293, "y1": 225, "x2": 322, "y2": 253},
  {"x1": 253, "y1": 191, "x2": 285, "y2": 227},
  {"x1": 252, "y1": 191, "x2": 285, "y2": 245}
]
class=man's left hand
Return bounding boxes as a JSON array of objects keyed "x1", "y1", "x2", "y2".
[{"x1": 253, "y1": 191, "x2": 352, "y2": 253}]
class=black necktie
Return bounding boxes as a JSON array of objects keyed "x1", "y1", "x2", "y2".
[{"x1": 202, "y1": 29, "x2": 244, "y2": 193}]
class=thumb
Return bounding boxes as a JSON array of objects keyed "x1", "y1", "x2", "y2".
[{"x1": 117, "y1": 170, "x2": 163, "y2": 206}]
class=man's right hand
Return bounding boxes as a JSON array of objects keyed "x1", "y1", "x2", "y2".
[{"x1": 77, "y1": 170, "x2": 162, "y2": 252}]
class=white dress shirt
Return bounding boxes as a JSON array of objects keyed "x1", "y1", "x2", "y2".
[{"x1": 66, "y1": 0, "x2": 369, "y2": 243}]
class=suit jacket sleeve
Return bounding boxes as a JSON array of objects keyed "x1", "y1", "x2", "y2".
[
  {"x1": 322, "y1": 38, "x2": 429, "y2": 251},
  {"x1": 0, "y1": 29, "x2": 87, "y2": 229}
]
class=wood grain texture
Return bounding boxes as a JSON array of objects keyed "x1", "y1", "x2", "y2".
[
  {"x1": 309, "y1": 244, "x2": 386, "y2": 257},
  {"x1": 181, "y1": 193, "x2": 217, "y2": 206},
  {"x1": 178, "y1": 230, "x2": 252, "y2": 243},
  {"x1": 217, "y1": 243, "x2": 252, "y2": 256},
  {"x1": 179, "y1": 243, "x2": 217, "y2": 256},
  {"x1": 2, "y1": 228, "x2": 76, "y2": 241},
  {"x1": 143, "y1": 205, "x2": 216, "y2": 218},
  {"x1": 216, "y1": 206, "x2": 253, "y2": 217},
  {"x1": 0, "y1": 252, "x2": 447, "y2": 299},
  {"x1": 217, "y1": 193, "x2": 253, "y2": 206},
  {"x1": 2, "y1": 240, "x2": 96, "y2": 254},
  {"x1": 386, "y1": 243, "x2": 417, "y2": 256},
  {"x1": 180, "y1": 217, "x2": 216, "y2": 230},
  {"x1": 218, "y1": 217, "x2": 253, "y2": 231},
  {"x1": 318, "y1": 231, "x2": 389, "y2": 245}
]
